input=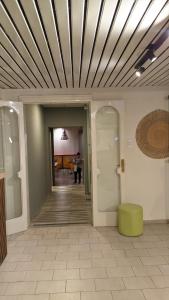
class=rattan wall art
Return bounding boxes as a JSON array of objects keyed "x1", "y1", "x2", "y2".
[{"x1": 136, "y1": 110, "x2": 169, "y2": 159}]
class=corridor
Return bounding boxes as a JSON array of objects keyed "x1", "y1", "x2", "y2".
[{"x1": 32, "y1": 185, "x2": 91, "y2": 226}]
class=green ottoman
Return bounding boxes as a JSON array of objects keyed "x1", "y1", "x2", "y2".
[{"x1": 118, "y1": 203, "x2": 143, "y2": 236}]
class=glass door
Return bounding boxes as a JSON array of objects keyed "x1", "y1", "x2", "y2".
[
  {"x1": 0, "y1": 102, "x2": 28, "y2": 235},
  {"x1": 91, "y1": 100, "x2": 125, "y2": 226}
]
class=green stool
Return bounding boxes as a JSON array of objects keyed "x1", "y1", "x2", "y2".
[{"x1": 118, "y1": 203, "x2": 143, "y2": 236}]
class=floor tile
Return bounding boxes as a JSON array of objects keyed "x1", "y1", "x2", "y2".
[
  {"x1": 107, "y1": 266, "x2": 134, "y2": 277},
  {"x1": 67, "y1": 260, "x2": 91, "y2": 269},
  {"x1": 112, "y1": 290, "x2": 145, "y2": 300},
  {"x1": 159, "y1": 265, "x2": 169, "y2": 275},
  {"x1": 80, "y1": 268, "x2": 107, "y2": 279},
  {"x1": 31, "y1": 254, "x2": 56, "y2": 261},
  {"x1": 140, "y1": 256, "x2": 167, "y2": 265},
  {"x1": 132, "y1": 265, "x2": 161, "y2": 276},
  {"x1": 24, "y1": 270, "x2": 53, "y2": 281},
  {"x1": 0, "y1": 272, "x2": 25, "y2": 282},
  {"x1": 5, "y1": 254, "x2": 32, "y2": 263},
  {"x1": 81, "y1": 291, "x2": 113, "y2": 300},
  {"x1": 125, "y1": 249, "x2": 149, "y2": 257},
  {"x1": 95, "y1": 278, "x2": 124, "y2": 291},
  {"x1": 111, "y1": 242, "x2": 134, "y2": 250},
  {"x1": 0, "y1": 283, "x2": 8, "y2": 295},
  {"x1": 53, "y1": 269, "x2": 79, "y2": 280},
  {"x1": 41, "y1": 261, "x2": 66, "y2": 270},
  {"x1": 151, "y1": 275, "x2": 169, "y2": 288},
  {"x1": 115, "y1": 257, "x2": 142, "y2": 267},
  {"x1": 0, "y1": 263, "x2": 17, "y2": 272},
  {"x1": 79, "y1": 251, "x2": 102, "y2": 259},
  {"x1": 147, "y1": 248, "x2": 169, "y2": 256},
  {"x1": 36, "y1": 280, "x2": 66, "y2": 294},
  {"x1": 23, "y1": 246, "x2": 47, "y2": 254},
  {"x1": 0, "y1": 296, "x2": 49, "y2": 300},
  {"x1": 143, "y1": 288, "x2": 169, "y2": 300},
  {"x1": 15, "y1": 262, "x2": 42, "y2": 271},
  {"x1": 50, "y1": 293, "x2": 80, "y2": 300},
  {"x1": 123, "y1": 276, "x2": 154, "y2": 289},
  {"x1": 92, "y1": 258, "x2": 116, "y2": 268},
  {"x1": 66, "y1": 279, "x2": 95, "y2": 292},
  {"x1": 5, "y1": 282, "x2": 37, "y2": 295}
]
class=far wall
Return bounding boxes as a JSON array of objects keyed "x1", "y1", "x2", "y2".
[{"x1": 54, "y1": 127, "x2": 81, "y2": 155}]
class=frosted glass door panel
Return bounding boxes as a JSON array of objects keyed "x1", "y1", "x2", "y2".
[
  {"x1": 0, "y1": 106, "x2": 22, "y2": 220},
  {"x1": 96, "y1": 106, "x2": 120, "y2": 211}
]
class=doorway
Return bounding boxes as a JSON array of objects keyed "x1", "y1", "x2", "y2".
[
  {"x1": 51, "y1": 127, "x2": 84, "y2": 187},
  {"x1": 31, "y1": 105, "x2": 92, "y2": 226}
]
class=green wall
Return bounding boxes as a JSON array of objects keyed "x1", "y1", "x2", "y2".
[{"x1": 24, "y1": 104, "x2": 47, "y2": 218}]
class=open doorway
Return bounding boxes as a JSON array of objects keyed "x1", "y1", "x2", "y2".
[
  {"x1": 30, "y1": 104, "x2": 92, "y2": 226},
  {"x1": 51, "y1": 127, "x2": 84, "y2": 186}
]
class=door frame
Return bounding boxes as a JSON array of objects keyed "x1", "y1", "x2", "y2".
[
  {"x1": 19, "y1": 95, "x2": 126, "y2": 228},
  {"x1": 91, "y1": 100, "x2": 126, "y2": 226},
  {"x1": 0, "y1": 101, "x2": 29, "y2": 235}
]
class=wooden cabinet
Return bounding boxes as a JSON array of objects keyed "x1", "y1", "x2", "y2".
[{"x1": 0, "y1": 177, "x2": 7, "y2": 264}]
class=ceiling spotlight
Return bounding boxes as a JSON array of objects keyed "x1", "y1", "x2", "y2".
[
  {"x1": 135, "y1": 66, "x2": 145, "y2": 77},
  {"x1": 149, "y1": 51, "x2": 157, "y2": 62}
]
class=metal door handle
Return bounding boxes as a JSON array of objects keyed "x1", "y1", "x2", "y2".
[{"x1": 121, "y1": 159, "x2": 125, "y2": 173}]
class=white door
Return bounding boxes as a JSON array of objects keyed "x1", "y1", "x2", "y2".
[
  {"x1": 91, "y1": 100, "x2": 125, "y2": 226},
  {"x1": 0, "y1": 102, "x2": 29, "y2": 235}
]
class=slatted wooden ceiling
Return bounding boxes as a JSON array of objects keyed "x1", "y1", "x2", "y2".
[{"x1": 0, "y1": 0, "x2": 169, "y2": 89}]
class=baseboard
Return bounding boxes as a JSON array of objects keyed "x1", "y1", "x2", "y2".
[{"x1": 144, "y1": 219, "x2": 169, "y2": 224}]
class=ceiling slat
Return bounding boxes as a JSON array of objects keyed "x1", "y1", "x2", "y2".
[
  {"x1": 0, "y1": 66, "x2": 22, "y2": 88},
  {"x1": 151, "y1": 70, "x2": 169, "y2": 85},
  {"x1": 37, "y1": 0, "x2": 67, "y2": 88},
  {"x1": 159, "y1": 78, "x2": 169, "y2": 86},
  {"x1": 86, "y1": 0, "x2": 119, "y2": 88},
  {"x1": 54, "y1": 0, "x2": 73, "y2": 87},
  {"x1": 80, "y1": 0, "x2": 102, "y2": 87},
  {"x1": 0, "y1": 74, "x2": 16, "y2": 88},
  {"x1": 142, "y1": 60, "x2": 169, "y2": 85},
  {"x1": 71, "y1": 0, "x2": 85, "y2": 88},
  {"x1": 0, "y1": 79, "x2": 11, "y2": 89},
  {"x1": 0, "y1": 46, "x2": 33, "y2": 88},
  {"x1": 0, "y1": 57, "x2": 28, "y2": 88},
  {"x1": 99, "y1": 0, "x2": 151, "y2": 87},
  {"x1": 20, "y1": 0, "x2": 60, "y2": 88},
  {"x1": 0, "y1": 27, "x2": 42, "y2": 88},
  {"x1": 1, "y1": 0, "x2": 49, "y2": 88},
  {"x1": 108, "y1": 0, "x2": 169, "y2": 87},
  {"x1": 92, "y1": 0, "x2": 135, "y2": 87}
]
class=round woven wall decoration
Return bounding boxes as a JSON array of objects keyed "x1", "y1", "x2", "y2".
[{"x1": 136, "y1": 109, "x2": 169, "y2": 159}]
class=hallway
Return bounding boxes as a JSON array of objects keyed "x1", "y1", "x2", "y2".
[{"x1": 32, "y1": 185, "x2": 92, "y2": 226}]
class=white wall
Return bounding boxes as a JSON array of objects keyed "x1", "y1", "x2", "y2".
[
  {"x1": 124, "y1": 95, "x2": 168, "y2": 221},
  {"x1": 0, "y1": 87, "x2": 169, "y2": 222},
  {"x1": 54, "y1": 127, "x2": 80, "y2": 155}
]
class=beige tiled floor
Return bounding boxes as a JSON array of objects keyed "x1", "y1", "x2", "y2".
[{"x1": 2, "y1": 224, "x2": 169, "y2": 299}]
